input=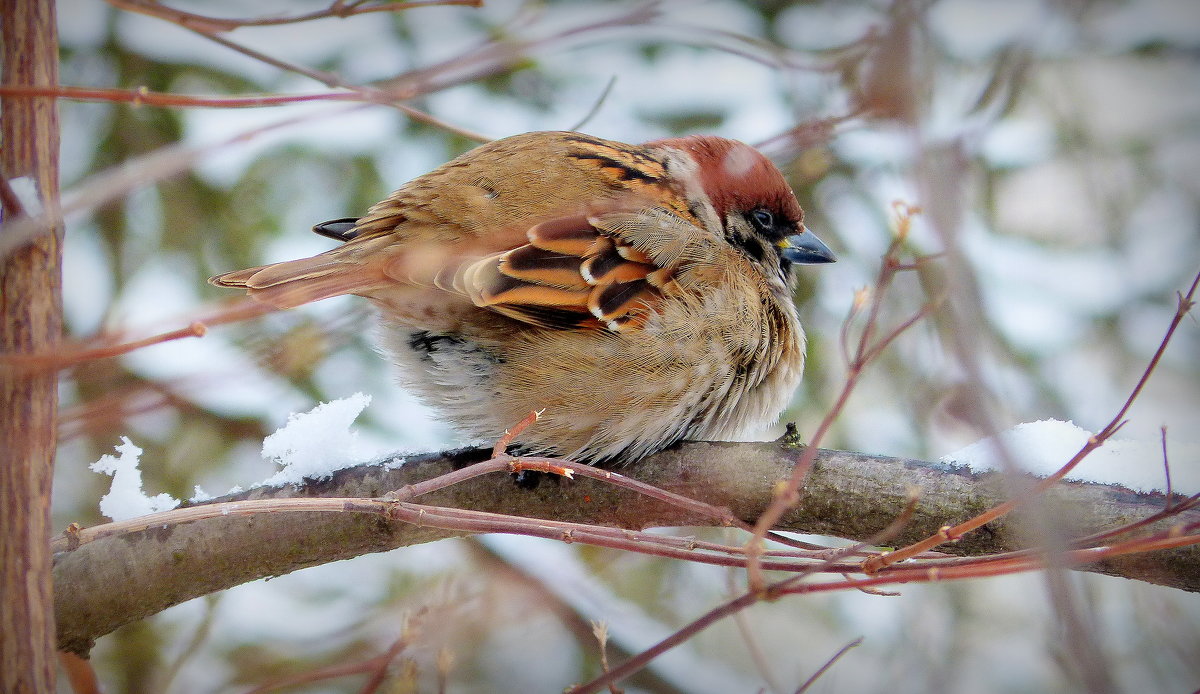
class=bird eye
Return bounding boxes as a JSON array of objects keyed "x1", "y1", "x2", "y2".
[{"x1": 749, "y1": 208, "x2": 774, "y2": 231}]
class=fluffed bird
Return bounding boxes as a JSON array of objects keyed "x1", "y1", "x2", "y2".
[{"x1": 211, "y1": 131, "x2": 835, "y2": 463}]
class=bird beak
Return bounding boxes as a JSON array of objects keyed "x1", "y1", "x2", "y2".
[{"x1": 779, "y1": 227, "x2": 837, "y2": 264}]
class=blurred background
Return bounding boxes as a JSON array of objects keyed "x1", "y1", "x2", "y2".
[{"x1": 50, "y1": 0, "x2": 1200, "y2": 691}]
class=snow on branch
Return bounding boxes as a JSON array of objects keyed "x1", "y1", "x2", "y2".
[{"x1": 53, "y1": 436, "x2": 1200, "y2": 655}]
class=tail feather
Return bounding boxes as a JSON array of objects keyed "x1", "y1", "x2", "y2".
[
  {"x1": 208, "y1": 266, "x2": 263, "y2": 289},
  {"x1": 210, "y1": 253, "x2": 381, "y2": 309}
]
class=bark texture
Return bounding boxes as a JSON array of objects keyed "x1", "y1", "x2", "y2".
[
  {"x1": 1, "y1": 0, "x2": 62, "y2": 689},
  {"x1": 53, "y1": 441, "x2": 1199, "y2": 655}
]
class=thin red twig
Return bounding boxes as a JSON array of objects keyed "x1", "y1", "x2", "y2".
[
  {"x1": 107, "y1": 0, "x2": 481, "y2": 32},
  {"x1": 0, "y1": 297, "x2": 275, "y2": 372},
  {"x1": 793, "y1": 637, "x2": 862, "y2": 694},
  {"x1": 864, "y1": 270, "x2": 1200, "y2": 573},
  {"x1": 0, "y1": 84, "x2": 356, "y2": 108},
  {"x1": 747, "y1": 204, "x2": 932, "y2": 591}
]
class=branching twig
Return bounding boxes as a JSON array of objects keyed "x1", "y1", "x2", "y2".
[
  {"x1": 0, "y1": 84, "x2": 358, "y2": 108},
  {"x1": 0, "y1": 322, "x2": 207, "y2": 371},
  {"x1": 792, "y1": 637, "x2": 862, "y2": 694},
  {"x1": 242, "y1": 622, "x2": 416, "y2": 694},
  {"x1": 566, "y1": 476, "x2": 924, "y2": 694},
  {"x1": 106, "y1": 0, "x2": 481, "y2": 32},
  {"x1": 568, "y1": 75, "x2": 619, "y2": 132},
  {"x1": 747, "y1": 203, "x2": 934, "y2": 592},
  {"x1": 863, "y1": 269, "x2": 1200, "y2": 573},
  {"x1": 0, "y1": 298, "x2": 279, "y2": 372}
]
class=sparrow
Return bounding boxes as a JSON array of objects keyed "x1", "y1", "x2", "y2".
[{"x1": 211, "y1": 131, "x2": 835, "y2": 463}]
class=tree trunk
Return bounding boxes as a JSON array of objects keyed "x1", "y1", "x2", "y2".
[{"x1": 1, "y1": 0, "x2": 62, "y2": 690}]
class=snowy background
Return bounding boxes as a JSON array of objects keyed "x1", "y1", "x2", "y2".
[{"x1": 52, "y1": 0, "x2": 1200, "y2": 692}]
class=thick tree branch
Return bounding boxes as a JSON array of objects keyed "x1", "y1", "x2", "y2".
[{"x1": 53, "y1": 439, "x2": 1199, "y2": 654}]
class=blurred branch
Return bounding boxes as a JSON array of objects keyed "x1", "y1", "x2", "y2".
[
  {"x1": 567, "y1": 74, "x2": 618, "y2": 132},
  {"x1": 464, "y1": 538, "x2": 691, "y2": 694},
  {"x1": 1, "y1": 3, "x2": 671, "y2": 258},
  {"x1": 0, "y1": 84, "x2": 486, "y2": 143},
  {"x1": 0, "y1": 84, "x2": 359, "y2": 108},
  {"x1": 106, "y1": 0, "x2": 481, "y2": 32},
  {"x1": 52, "y1": 440, "x2": 1200, "y2": 655},
  {"x1": 0, "y1": 103, "x2": 371, "y2": 259},
  {"x1": 242, "y1": 625, "x2": 414, "y2": 694},
  {"x1": 794, "y1": 637, "x2": 863, "y2": 694},
  {"x1": 745, "y1": 203, "x2": 936, "y2": 592},
  {"x1": 866, "y1": 270, "x2": 1200, "y2": 573}
]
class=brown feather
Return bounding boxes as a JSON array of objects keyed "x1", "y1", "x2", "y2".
[
  {"x1": 210, "y1": 253, "x2": 383, "y2": 309},
  {"x1": 208, "y1": 266, "x2": 262, "y2": 289},
  {"x1": 581, "y1": 245, "x2": 654, "y2": 284},
  {"x1": 480, "y1": 278, "x2": 592, "y2": 309},
  {"x1": 527, "y1": 214, "x2": 605, "y2": 255},
  {"x1": 499, "y1": 245, "x2": 591, "y2": 290},
  {"x1": 588, "y1": 279, "x2": 659, "y2": 322}
]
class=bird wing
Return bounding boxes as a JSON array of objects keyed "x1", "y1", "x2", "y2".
[
  {"x1": 213, "y1": 208, "x2": 700, "y2": 332},
  {"x1": 382, "y1": 210, "x2": 691, "y2": 332}
]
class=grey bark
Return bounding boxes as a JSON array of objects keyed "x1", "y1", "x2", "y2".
[{"x1": 53, "y1": 440, "x2": 1199, "y2": 655}]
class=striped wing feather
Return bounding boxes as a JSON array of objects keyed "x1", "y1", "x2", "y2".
[{"x1": 461, "y1": 212, "x2": 677, "y2": 332}]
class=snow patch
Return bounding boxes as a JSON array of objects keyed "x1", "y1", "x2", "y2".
[
  {"x1": 89, "y1": 437, "x2": 180, "y2": 521},
  {"x1": 189, "y1": 486, "x2": 214, "y2": 503},
  {"x1": 258, "y1": 393, "x2": 382, "y2": 487},
  {"x1": 942, "y1": 419, "x2": 1199, "y2": 495}
]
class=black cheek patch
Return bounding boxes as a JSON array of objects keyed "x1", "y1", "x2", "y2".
[
  {"x1": 740, "y1": 236, "x2": 767, "y2": 263},
  {"x1": 726, "y1": 230, "x2": 768, "y2": 264}
]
